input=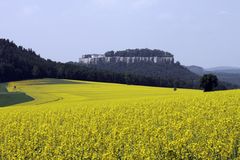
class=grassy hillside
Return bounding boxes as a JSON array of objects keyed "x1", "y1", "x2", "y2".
[
  {"x1": 0, "y1": 79, "x2": 240, "y2": 159},
  {"x1": 0, "y1": 83, "x2": 33, "y2": 107}
]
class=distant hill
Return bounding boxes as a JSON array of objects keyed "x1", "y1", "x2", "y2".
[
  {"x1": 206, "y1": 66, "x2": 240, "y2": 71},
  {"x1": 214, "y1": 72, "x2": 240, "y2": 87},
  {"x1": 79, "y1": 49, "x2": 174, "y2": 65},
  {"x1": 87, "y1": 62, "x2": 199, "y2": 88},
  {"x1": 206, "y1": 66, "x2": 240, "y2": 74},
  {"x1": 0, "y1": 39, "x2": 161, "y2": 87},
  {"x1": 83, "y1": 57, "x2": 238, "y2": 89},
  {"x1": 186, "y1": 65, "x2": 240, "y2": 87},
  {"x1": 77, "y1": 49, "x2": 202, "y2": 88},
  {"x1": 1, "y1": 38, "x2": 237, "y2": 89},
  {"x1": 0, "y1": 38, "x2": 197, "y2": 89},
  {"x1": 186, "y1": 65, "x2": 205, "y2": 76}
]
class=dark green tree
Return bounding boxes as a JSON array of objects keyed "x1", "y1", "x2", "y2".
[
  {"x1": 32, "y1": 65, "x2": 40, "y2": 78},
  {"x1": 200, "y1": 74, "x2": 219, "y2": 92}
]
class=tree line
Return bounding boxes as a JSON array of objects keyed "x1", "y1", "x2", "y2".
[
  {"x1": 0, "y1": 39, "x2": 237, "y2": 90},
  {"x1": 105, "y1": 49, "x2": 173, "y2": 57},
  {"x1": 0, "y1": 39, "x2": 187, "y2": 88}
]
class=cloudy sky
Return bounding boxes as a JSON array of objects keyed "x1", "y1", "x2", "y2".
[{"x1": 0, "y1": 0, "x2": 239, "y2": 67}]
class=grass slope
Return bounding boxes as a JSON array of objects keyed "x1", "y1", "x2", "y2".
[
  {"x1": 0, "y1": 79, "x2": 239, "y2": 159},
  {"x1": 0, "y1": 83, "x2": 8, "y2": 92},
  {"x1": 0, "y1": 83, "x2": 34, "y2": 107},
  {"x1": 6, "y1": 78, "x2": 194, "y2": 106}
]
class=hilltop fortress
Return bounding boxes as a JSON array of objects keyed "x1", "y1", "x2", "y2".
[{"x1": 79, "y1": 49, "x2": 174, "y2": 64}]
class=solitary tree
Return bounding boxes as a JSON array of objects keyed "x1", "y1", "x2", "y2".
[{"x1": 200, "y1": 74, "x2": 219, "y2": 92}]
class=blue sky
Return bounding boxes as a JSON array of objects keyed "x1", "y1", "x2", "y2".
[{"x1": 0, "y1": 0, "x2": 239, "y2": 67}]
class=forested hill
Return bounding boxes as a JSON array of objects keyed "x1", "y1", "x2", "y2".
[
  {"x1": 0, "y1": 38, "x2": 236, "y2": 89},
  {"x1": 77, "y1": 49, "x2": 238, "y2": 89},
  {"x1": 104, "y1": 49, "x2": 173, "y2": 57},
  {"x1": 78, "y1": 49, "x2": 200, "y2": 88},
  {"x1": 86, "y1": 60, "x2": 199, "y2": 88},
  {"x1": 0, "y1": 38, "x2": 196, "y2": 88}
]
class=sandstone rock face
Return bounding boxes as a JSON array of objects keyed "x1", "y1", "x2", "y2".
[{"x1": 79, "y1": 54, "x2": 174, "y2": 64}]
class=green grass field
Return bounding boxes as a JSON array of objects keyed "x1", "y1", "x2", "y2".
[
  {"x1": 0, "y1": 79, "x2": 240, "y2": 159},
  {"x1": 0, "y1": 83, "x2": 34, "y2": 107}
]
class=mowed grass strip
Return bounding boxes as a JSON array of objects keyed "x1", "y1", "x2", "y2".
[
  {"x1": 0, "y1": 83, "x2": 8, "y2": 92},
  {"x1": 0, "y1": 83, "x2": 34, "y2": 107}
]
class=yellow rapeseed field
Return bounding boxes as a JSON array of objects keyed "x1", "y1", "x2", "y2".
[{"x1": 0, "y1": 79, "x2": 240, "y2": 159}]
